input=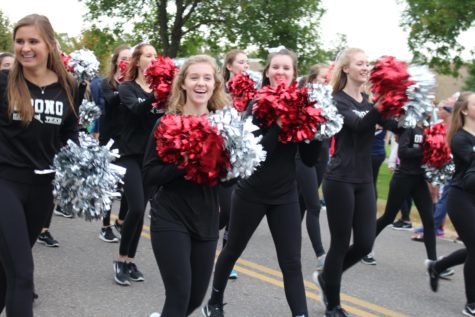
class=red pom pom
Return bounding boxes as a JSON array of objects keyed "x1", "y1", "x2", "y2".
[
  {"x1": 370, "y1": 56, "x2": 414, "y2": 118},
  {"x1": 118, "y1": 60, "x2": 129, "y2": 82},
  {"x1": 227, "y1": 73, "x2": 257, "y2": 112},
  {"x1": 154, "y1": 114, "x2": 230, "y2": 186},
  {"x1": 61, "y1": 53, "x2": 73, "y2": 72},
  {"x1": 253, "y1": 83, "x2": 326, "y2": 143},
  {"x1": 145, "y1": 56, "x2": 178, "y2": 110},
  {"x1": 422, "y1": 123, "x2": 451, "y2": 169}
]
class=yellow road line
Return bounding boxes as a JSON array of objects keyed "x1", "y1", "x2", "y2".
[
  {"x1": 235, "y1": 258, "x2": 408, "y2": 317},
  {"x1": 111, "y1": 214, "x2": 407, "y2": 317}
]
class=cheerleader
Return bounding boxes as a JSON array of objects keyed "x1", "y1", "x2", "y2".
[
  {"x1": 374, "y1": 125, "x2": 437, "y2": 261},
  {"x1": 296, "y1": 64, "x2": 331, "y2": 272},
  {"x1": 113, "y1": 43, "x2": 160, "y2": 286},
  {"x1": 314, "y1": 48, "x2": 398, "y2": 317},
  {"x1": 98, "y1": 44, "x2": 131, "y2": 241},
  {"x1": 144, "y1": 55, "x2": 230, "y2": 317},
  {"x1": 0, "y1": 14, "x2": 82, "y2": 316},
  {"x1": 426, "y1": 92, "x2": 475, "y2": 317},
  {"x1": 219, "y1": 49, "x2": 250, "y2": 279},
  {"x1": 203, "y1": 47, "x2": 321, "y2": 317}
]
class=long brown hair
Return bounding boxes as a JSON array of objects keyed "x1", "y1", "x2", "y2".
[
  {"x1": 222, "y1": 49, "x2": 246, "y2": 82},
  {"x1": 447, "y1": 91, "x2": 475, "y2": 145},
  {"x1": 330, "y1": 48, "x2": 365, "y2": 95},
  {"x1": 261, "y1": 48, "x2": 298, "y2": 87},
  {"x1": 298, "y1": 63, "x2": 329, "y2": 87},
  {"x1": 106, "y1": 44, "x2": 130, "y2": 90},
  {"x1": 124, "y1": 43, "x2": 152, "y2": 81},
  {"x1": 168, "y1": 55, "x2": 230, "y2": 114},
  {"x1": 7, "y1": 14, "x2": 75, "y2": 125}
]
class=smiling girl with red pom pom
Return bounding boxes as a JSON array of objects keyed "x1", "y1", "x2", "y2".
[
  {"x1": 203, "y1": 47, "x2": 321, "y2": 317},
  {"x1": 143, "y1": 55, "x2": 230, "y2": 317}
]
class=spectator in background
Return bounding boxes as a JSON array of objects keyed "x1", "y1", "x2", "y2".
[{"x1": 0, "y1": 52, "x2": 14, "y2": 70}]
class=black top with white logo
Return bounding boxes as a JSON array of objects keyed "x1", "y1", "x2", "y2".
[
  {"x1": 118, "y1": 80, "x2": 162, "y2": 156},
  {"x1": 397, "y1": 126, "x2": 424, "y2": 175},
  {"x1": 325, "y1": 91, "x2": 399, "y2": 183},
  {"x1": 0, "y1": 70, "x2": 79, "y2": 184}
]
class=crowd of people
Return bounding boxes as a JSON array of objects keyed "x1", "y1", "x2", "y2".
[{"x1": 0, "y1": 13, "x2": 474, "y2": 317}]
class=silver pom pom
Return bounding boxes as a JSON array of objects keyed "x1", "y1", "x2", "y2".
[
  {"x1": 246, "y1": 70, "x2": 262, "y2": 90},
  {"x1": 79, "y1": 99, "x2": 101, "y2": 127},
  {"x1": 400, "y1": 65, "x2": 436, "y2": 128},
  {"x1": 67, "y1": 49, "x2": 100, "y2": 82},
  {"x1": 307, "y1": 83, "x2": 343, "y2": 140},
  {"x1": 52, "y1": 133, "x2": 125, "y2": 221},
  {"x1": 423, "y1": 161, "x2": 455, "y2": 186},
  {"x1": 209, "y1": 106, "x2": 267, "y2": 180}
]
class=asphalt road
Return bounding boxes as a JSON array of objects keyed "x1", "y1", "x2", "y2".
[{"x1": 2, "y1": 203, "x2": 467, "y2": 317}]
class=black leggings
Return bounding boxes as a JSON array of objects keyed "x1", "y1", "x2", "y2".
[
  {"x1": 315, "y1": 140, "x2": 330, "y2": 187},
  {"x1": 117, "y1": 156, "x2": 151, "y2": 258},
  {"x1": 151, "y1": 230, "x2": 217, "y2": 317},
  {"x1": 0, "y1": 178, "x2": 54, "y2": 317},
  {"x1": 210, "y1": 191, "x2": 308, "y2": 316},
  {"x1": 371, "y1": 154, "x2": 386, "y2": 199},
  {"x1": 434, "y1": 248, "x2": 467, "y2": 272},
  {"x1": 102, "y1": 195, "x2": 128, "y2": 227},
  {"x1": 218, "y1": 185, "x2": 234, "y2": 247},
  {"x1": 322, "y1": 180, "x2": 376, "y2": 310},
  {"x1": 296, "y1": 159, "x2": 325, "y2": 257},
  {"x1": 446, "y1": 187, "x2": 475, "y2": 303},
  {"x1": 376, "y1": 173, "x2": 436, "y2": 260}
]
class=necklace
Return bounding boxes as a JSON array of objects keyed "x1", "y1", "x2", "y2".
[{"x1": 39, "y1": 86, "x2": 46, "y2": 95}]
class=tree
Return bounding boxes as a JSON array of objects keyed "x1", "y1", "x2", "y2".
[
  {"x1": 463, "y1": 61, "x2": 475, "y2": 91},
  {"x1": 80, "y1": 0, "x2": 330, "y2": 71},
  {"x1": 400, "y1": 0, "x2": 475, "y2": 75},
  {"x1": 0, "y1": 10, "x2": 12, "y2": 52}
]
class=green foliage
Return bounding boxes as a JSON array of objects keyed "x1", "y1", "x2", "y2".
[
  {"x1": 400, "y1": 0, "x2": 475, "y2": 75},
  {"x1": 0, "y1": 10, "x2": 12, "y2": 52},
  {"x1": 463, "y1": 61, "x2": 475, "y2": 91},
  {"x1": 80, "y1": 0, "x2": 336, "y2": 72}
]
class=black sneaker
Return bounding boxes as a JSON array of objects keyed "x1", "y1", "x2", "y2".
[
  {"x1": 202, "y1": 303, "x2": 224, "y2": 317},
  {"x1": 424, "y1": 259, "x2": 439, "y2": 292},
  {"x1": 113, "y1": 260, "x2": 131, "y2": 286},
  {"x1": 361, "y1": 254, "x2": 376, "y2": 265},
  {"x1": 312, "y1": 271, "x2": 328, "y2": 308},
  {"x1": 463, "y1": 303, "x2": 475, "y2": 317},
  {"x1": 325, "y1": 306, "x2": 349, "y2": 317},
  {"x1": 127, "y1": 262, "x2": 144, "y2": 282},
  {"x1": 99, "y1": 227, "x2": 119, "y2": 243},
  {"x1": 37, "y1": 231, "x2": 59, "y2": 247},
  {"x1": 53, "y1": 206, "x2": 73, "y2": 218},
  {"x1": 392, "y1": 219, "x2": 413, "y2": 231},
  {"x1": 114, "y1": 219, "x2": 123, "y2": 236}
]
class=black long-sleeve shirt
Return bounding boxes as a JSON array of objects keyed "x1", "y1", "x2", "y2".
[
  {"x1": 118, "y1": 80, "x2": 161, "y2": 156},
  {"x1": 450, "y1": 128, "x2": 475, "y2": 190},
  {"x1": 325, "y1": 91, "x2": 400, "y2": 183},
  {"x1": 0, "y1": 70, "x2": 79, "y2": 184},
  {"x1": 236, "y1": 102, "x2": 322, "y2": 204},
  {"x1": 98, "y1": 78, "x2": 123, "y2": 147},
  {"x1": 143, "y1": 118, "x2": 220, "y2": 240},
  {"x1": 397, "y1": 127, "x2": 424, "y2": 175}
]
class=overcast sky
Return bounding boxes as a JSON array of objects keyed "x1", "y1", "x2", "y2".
[{"x1": 3, "y1": 0, "x2": 475, "y2": 61}]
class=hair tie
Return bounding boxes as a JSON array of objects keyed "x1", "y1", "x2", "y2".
[{"x1": 267, "y1": 45, "x2": 286, "y2": 53}]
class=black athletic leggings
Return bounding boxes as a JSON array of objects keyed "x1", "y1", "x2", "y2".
[
  {"x1": 376, "y1": 173, "x2": 436, "y2": 260},
  {"x1": 0, "y1": 178, "x2": 54, "y2": 317},
  {"x1": 102, "y1": 195, "x2": 128, "y2": 227},
  {"x1": 371, "y1": 154, "x2": 386, "y2": 199},
  {"x1": 210, "y1": 191, "x2": 308, "y2": 316},
  {"x1": 296, "y1": 159, "x2": 325, "y2": 257},
  {"x1": 218, "y1": 185, "x2": 234, "y2": 247},
  {"x1": 434, "y1": 248, "x2": 467, "y2": 273},
  {"x1": 322, "y1": 179, "x2": 376, "y2": 310},
  {"x1": 117, "y1": 155, "x2": 151, "y2": 258},
  {"x1": 315, "y1": 140, "x2": 330, "y2": 187},
  {"x1": 151, "y1": 230, "x2": 217, "y2": 317},
  {"x1": 446, "y1": 187, "x2": 475, "y2": 303}
]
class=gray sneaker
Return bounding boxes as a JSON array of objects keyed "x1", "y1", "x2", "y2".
[{"x1": 113, "y1": 261, "x2": 131, "y2": 286}]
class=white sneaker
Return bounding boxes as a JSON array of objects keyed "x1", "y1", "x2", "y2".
[{"x1": 316, "y1": 254, "x2": 326, "y2": 272}]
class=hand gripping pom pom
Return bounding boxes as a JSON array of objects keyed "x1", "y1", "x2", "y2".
[
  {"x1": 67, "y1": 49, "x2": 100, "y2": 82},
  {"x1": 422, "y1": 123, "x2": 454, "y2": 185},
  {"x1": 52, "y1": 133, "x2": 125, "y2": 220},
  {"x1": 154, "y1": 114, "x2": 230, "y2": 186},
  {"x1": 209, "y1": 106, "x2": 266, "y2": 180},
  {"x1": 227, "y1": 73, "x2": 257, "y2": 112},
  {"x1": 144, "y1": 56, "x2": 178, "y2": 111}
]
